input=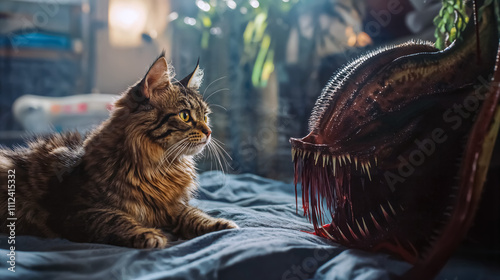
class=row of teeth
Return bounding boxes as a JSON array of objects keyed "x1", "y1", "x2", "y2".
[
  {"x1": 291, "y1": 148, "x2": 377, "y2": 180},
  {"x1": 328, "y1": 200, "x2": 399, "y2": 243}
]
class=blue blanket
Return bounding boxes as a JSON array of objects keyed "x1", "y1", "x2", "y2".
[{"x1": 1, "y1": 172, "x2": 498, "y2": 279}]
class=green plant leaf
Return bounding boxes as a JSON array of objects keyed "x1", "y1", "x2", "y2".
[
  {"x1": 252, "y1": 34, "x2": 271, "y2": 87},
  {"x1": 261, "y1": 49, "x2": 275, "y2": 87},
  {"x1": 243, "y1": 21, "x2": 256, "y2": 45}
]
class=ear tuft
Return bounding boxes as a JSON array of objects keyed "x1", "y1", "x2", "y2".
[
  {"x1": 179, "y1": 59, "x2": 204, "y2": 90},
  {"x1": 142, "y1": 54, "x2": 172, "y2": 98},
  {"x1": 188, "y1": 65, "x2": 204, "y2": 89}
]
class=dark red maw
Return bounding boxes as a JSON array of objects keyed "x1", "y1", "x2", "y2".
[{"x1": 290, "y1": 1, "x2": 499, "y2": 277}]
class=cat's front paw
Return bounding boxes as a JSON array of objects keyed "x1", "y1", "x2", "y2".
[
  {"x1": 213, "y1": 218, "x2": 239, "y2": 231},
  {"x1": 133, "y1": 229, "x2": 168, "y2": 249}
]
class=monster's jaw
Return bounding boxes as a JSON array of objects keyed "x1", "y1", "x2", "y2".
[{"x1": 291, "y1": 127, "x2": 464, "y2": 264}]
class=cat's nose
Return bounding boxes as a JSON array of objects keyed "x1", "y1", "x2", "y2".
[{"x1": 201, "y1": 127, "x2": 211, "y2": 137}]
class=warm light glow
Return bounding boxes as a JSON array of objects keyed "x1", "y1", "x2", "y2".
[
  {"x1": 356, "y1": 32, "x2": 372, "y2": 47},
  {"x1": 108, "y1": 0, "x2": 147, "y2": 47},
  {"x1": 196, "y1": 0, "x2": 211, "y2": 12},
  {"x1": 184, "y1": 17, "x2": 197, "y2": 26},
  {"x1": 250, "y1": 0, "x2": 259, "y2": 8},
  {"x1": 169, "y1": 12, "x2": 179, "y2": 21},
  {"x1": 109, "y1": 0, "x2": 146, "y2": 30},
  {"x1": 226, "y1": 0, "x2": 237, "y2": 9}
]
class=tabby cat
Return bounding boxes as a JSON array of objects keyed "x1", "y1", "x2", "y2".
[{"x1": 0, "y1": 53, "x2": 238, "y2": 248}]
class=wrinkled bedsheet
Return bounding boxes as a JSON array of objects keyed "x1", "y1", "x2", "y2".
[{"x1": 0, "y1": 172, "x2": 498, "y2": 280}]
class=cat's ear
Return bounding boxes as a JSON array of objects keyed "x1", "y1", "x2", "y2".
[
  {"x1": 142, "y1": 54, "x2": 172, "y2": 98},
  {"x1": 179, "y1": 59, "x2": 204, "y2": 90}
]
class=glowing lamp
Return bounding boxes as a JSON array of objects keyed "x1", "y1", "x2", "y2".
[{"x1": 108, "y1": 0, "x2": 148, "y2": 47}]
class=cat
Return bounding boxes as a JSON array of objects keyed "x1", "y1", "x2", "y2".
[{"x1": 0, "y1": 53, "x2": 238, "y2": 248}]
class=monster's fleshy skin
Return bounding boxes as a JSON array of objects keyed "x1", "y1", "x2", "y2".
[{"x1": 290, "y1": 1, "x2": 499, "y2": 278}]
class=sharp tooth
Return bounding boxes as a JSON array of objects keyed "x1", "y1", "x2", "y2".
[
  {"x1": 346, "y1": 153, "x2": 351, "y2": 163},
  {"x1": 291, "y1": 149, "x2": 296, "y2": 161},
  {"x1": 339, "y1": 156, "x2": 342, "y2": 167},
  {"x1": 337, "y1": 227, "x2": 348, "y2": 242},
  {"x1": 361, "y1": 163, "x2": 366, "y2": 174},
  {"x1": 387, "y1": 200, "x2": 396, "y2": 215},
  {"x1": 370, "y1": 212, "x2": 383, "y2": 231},
  {"x1": 354, "y1": 157, "x2": 358, "y2": 170},
  {"x1": 362, "y1": 217, "x2": 370, "y2": 235},
  {"x1": 342, "y1": 155, "x2": 346, "y2": 165},
  {"x1": 356, "y1": 219, "x2": 367, "y2": 238},
  {"x1": 380, "y1": 204, "x2": 390, "y2": 221},
  {"x1": 314, "y1": 152, "x2": 320, "y2": 165},
  {"x1": 366, "y1": 166, "x2": 372, "y2": 181},
  {"x1": 346, "y1": 223, "x2": 359, "y2": 241},
  {"x1": 326, "y1": 155, "x2": 329, "y2": 166},
  {"x1": 332, "y1": 156, "x2": 337, "y2": 176},
  {"x1": 322, "y1": 155, "x2": 326, "y2": 167},
  {"x1": 306, "y1": 151, "x2": 310, "y2": 159},
  {"x1": 408, "y1": 241, "x2": 418, "y2": 255}
]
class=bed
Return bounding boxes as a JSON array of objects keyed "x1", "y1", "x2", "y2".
[{"x1": 1, "y1": 171, "x2": 499, "y2": 279}]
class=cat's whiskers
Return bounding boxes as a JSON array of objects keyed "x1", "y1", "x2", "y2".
[
  {"x1": 206, "y1": 137, "x2": 231, "y2": 173},
  {"x1": 202, "y1": 76, "x2": 227, "y2": 99},
  {"x1": 211, "y1": 138, "x2": 232, "y2": 161},
  {"x1": 205, "y1": 88, "x2": 230, "y2": 103},
  {"x1": 204, "y1": 141, "x2": 217, "y2": 171},
  {"x1": 156, "y1": 138, "x2": 188, "y2": 169},
  {"x1": 164, "y1": 141, "x2": 191, "y2": 170},
  {"x1": 151, "y1": 140, "x2": 191, "y2": 179},
  {"x1": 206, "y1": 141, "x2": 223, "y2": 173},
  {"x1": 209, "y1": 104, "x2": 227, "y2": 111}
]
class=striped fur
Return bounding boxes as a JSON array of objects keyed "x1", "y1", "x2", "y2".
[{"x1": 0, "y1": 54, "x2": 237, "y2": 248}]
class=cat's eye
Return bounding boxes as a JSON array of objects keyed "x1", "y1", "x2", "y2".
[
  {"x1": 179, "y1": 111, "x2": 190, "y2": 122},
  {"x1": 204, "y1": 115, "x2": 208, "y2": 122}
]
